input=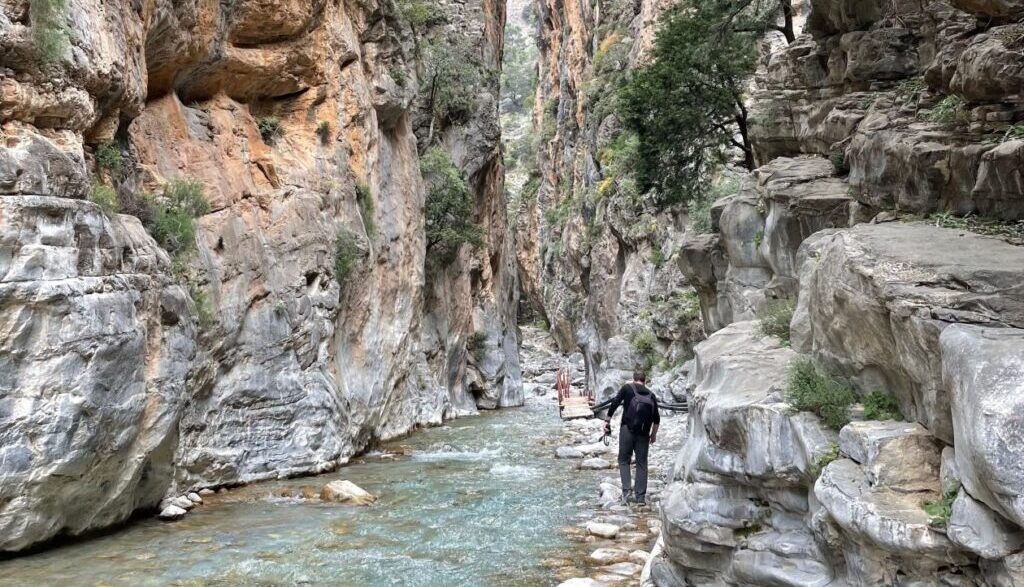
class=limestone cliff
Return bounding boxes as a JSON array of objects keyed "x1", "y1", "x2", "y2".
[
  {"x1": 0, "y1": 0, "x2": 518, "y2": 551},
  {"x1": 525, "y1": 0, "x2": 702, "y2": 402},
  {"x1": 644, "y1": 1, "x2": 1024, "y2": 585}
]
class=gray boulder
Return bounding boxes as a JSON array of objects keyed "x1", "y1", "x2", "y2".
[{"x1": 942, "y1": 325, "x2": 1024, "y2": 528}]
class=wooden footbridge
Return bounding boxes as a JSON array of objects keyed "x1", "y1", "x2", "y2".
[
  {"x1": 555, "y1": 367, "x2": 596, "y2": 419},
  {"x1": 554, "y1": 366, "x2": 690, "y2": 420}
]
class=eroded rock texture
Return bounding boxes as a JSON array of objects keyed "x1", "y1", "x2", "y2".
[
  {"x1": 0, "y1": 0, "x2": 518, "y2": 550},
  {"x1": 650, "y1": 0, "x2": 1024, "y2": 584},
  {"x1": 525, "y1": 0, "x2": 703, "y2": 401}
]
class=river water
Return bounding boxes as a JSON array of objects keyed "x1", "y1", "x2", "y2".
[{"x1": 0, "y1": 399, "x2": 604, "y2": 586}]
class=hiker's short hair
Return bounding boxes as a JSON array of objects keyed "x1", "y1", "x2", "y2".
[{"x1": 633, "y1": 369, "x2": 647, "y2": 383}]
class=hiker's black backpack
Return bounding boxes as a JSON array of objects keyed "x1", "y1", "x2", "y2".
[{"x1": 625, "y1": 384, "x2": 657, "y2": 435}]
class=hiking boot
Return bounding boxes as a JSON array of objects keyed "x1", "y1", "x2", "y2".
[{"x1": 622, "y1": 490, "x2": 635, "y2": 505}]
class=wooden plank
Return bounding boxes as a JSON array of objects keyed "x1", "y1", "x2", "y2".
[{"x1": 560, "y1": 396, "x2": 593, "y2": 420}]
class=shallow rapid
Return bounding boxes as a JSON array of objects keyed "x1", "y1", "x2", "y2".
[{"x1": 0, "y1": 399, "x2": 603, "y2": 586}]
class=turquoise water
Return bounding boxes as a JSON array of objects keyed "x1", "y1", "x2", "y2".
[{"x1": 0, "y1": 401, "x2": 602, "y2": 586}]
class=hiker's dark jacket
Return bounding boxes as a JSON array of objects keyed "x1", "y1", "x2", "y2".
[{"x1": 607, "y1": 384, "x2": 660, "y2": 436}]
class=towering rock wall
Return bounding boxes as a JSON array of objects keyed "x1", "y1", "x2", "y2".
[
  {"x1": 526, "y1": 0, "x2": 701, "y2": 401},
  {"x1": 649, "y1": 1, "x2": 1024, "y2": 585},
  {"x1": 0, "y1": 0, "x2": 518, "y2": 552}
]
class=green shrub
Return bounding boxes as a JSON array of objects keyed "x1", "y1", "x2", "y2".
[
  {"x1": 830, "y1": 150, "x2": 849, "y2": 175},
  {"x1": 258, "y1": 117, "x2": 284, "y2": 145},
  {"x1": 189, "y1": 283, "x2": 217, "y2": 332},
  {"x1": 617, "y1": 0, "x2": 773, "y2": 207},
  {"x1": 631, "y1": 331, "x2": 656, "y2": 355},
  {"x1": 355, "y1": 183, "x2": 376, "y2": 236},
  {"x1": 316, "y1": 121, "x2": 331, "y2": 145},
  {"x1": 786, "y1": 357, "x2": 858, "y2": 430},
  {"x1": 88, "y1": 182, "x2": 119, "y2": 215},
  {"x1": 649, "y1": 247, "x2": 665, "y2": 267},
  {"x1": 630, "y1": 331, "x2": 659, "y2": 369},
  {"x1": 421, "y1": 147, "x2": 485, "y2": 263},
  {"x1": 149, "y1": 179, "x2": 209, "y2": 257},
  {"x1": 421, "y1": 42, "x2": 481, "y2": 130},
  {"x1": 396, "y1": 0, "x2": 441, "y2": 31},
  {"x1": 756, "y1": 299, "x2": 795, "y2": 346},
  {"x1": 334, "y1": 230, "x2": 362, "y2": 285},
  {"x1": 922, "y1": 490, "x2": 957, "y2": 528},
  {"x1": 467, "y1": 331, "x2": 488, "y2": 363},
  {"x1": 390, "y1": 66, "x2": 408, "y2": 88},
  {"x1": 894, "y1": 77, "x2": 924, "y2": 103},
  {"x1": 1002, "y1": 123, "x2": 1024, "y2": 143},
  {"x1": 810, "y1": 443, "x2": 840, "y2": 478},
  {"x1": 689, "y1": 176, "x2": 738, "y2": 234},
  {"x1": 95, "y1": 141, "x2": 122, "y2": 172},
  {"x1": 31, "y1": 0, "x2": 69, "y2": 63},
  {"x1": 923, "y1": 95, "x2": 966, "y2": 125},
  {"x1": 863, "y1": 391, "x2": 903, "y2": 421}
]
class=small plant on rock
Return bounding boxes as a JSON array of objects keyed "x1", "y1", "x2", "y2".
[
  {"x1": 757, "y1": 299, "x2": 795, "y2": 346},
  {"x1": 649, "y1": 247, "x2": 666, "y2": 267},
  {"x1": 334, "y1": 230, "x2": 362, "y2": 286},
  {"x1": 830, "y1": 150, "x2": 850, "y2": 175},
  {"x1": 922, "y1": 490, "x2": 957, "y2": 528},
  {"x1": 189, "y1": 283, "x2": 217, "y2": 332},
  {"x1": 316, "y1": 121, "x2": 332, "y2": 145},
  {"x1": 31, "y1": 0, "x2": 69, "y2": 63},
  {"x1": 88, "y1": 182, "x2": 119, "y2": 215},
  {"x1": 390, "y1": 66, "x2": 408, "y2": 88},
  {"x1": 149, "y1": 179, "x2": 209, "y2": 257},
  {"x1": 467, "y1": 331, "x2": 488, "y2": 363},
  {"x1": 810, "y1": 443, "x2": 840, "y2": 478},
  {"x1": 863, "y1": 391, "x2": 903, "y2": 421},
  {"x1": 1002, "y1": 123, "x2": 1024, "y2": 143},
  {"x1": 258, "y1": 116, "x2": 284, "y2": 145},
  {"x1": 786, "y1": 357, "x2": 858, "y2": 430},
  {"x1": 630, "y1": 331, "x2": 659, "y2": 369},
  {"x1": 355, "y1": 183, "x2": 376, "y2": 236},
  {"x1": 923, "y1": 95, "x2": 966, "y2": 125},
  {"x1": 95, "y1": 141, "x2": 122, "y2": 172}
]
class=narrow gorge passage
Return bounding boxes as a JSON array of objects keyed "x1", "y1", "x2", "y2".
[{"x1": 4, "y1": 0, "x2": 1024, "y2": 585}]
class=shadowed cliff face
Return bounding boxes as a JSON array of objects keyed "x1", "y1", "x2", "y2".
[{"x1": 0, "y1": 0, "x2": 518, "y2": 551}]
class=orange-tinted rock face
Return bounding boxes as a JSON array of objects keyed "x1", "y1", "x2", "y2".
[{"x1": 0, "y1": 0, "x2": 518, "y2": 551}]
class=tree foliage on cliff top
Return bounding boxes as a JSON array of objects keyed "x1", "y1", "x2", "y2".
[{"x1": 618, "y1": 0, "x2": 788, "y2": 208}]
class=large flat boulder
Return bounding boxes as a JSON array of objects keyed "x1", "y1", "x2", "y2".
[
  {"x1": 815, "y1": 459, "x2": 969, "y2": 564},
  {"x1": 839, "y1": 421, "x2": 943, "y2": 491},
  {"x1": 794, "y1": 223, "x2": 1024, "y2": 442}
]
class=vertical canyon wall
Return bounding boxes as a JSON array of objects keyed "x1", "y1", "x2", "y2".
[
  {"x1": 525, "y1": 0, "x2": 702, "y2": 402},
  {"x1": 0, "y1": 0, "x2": 518, "y2": 551},
  {"x1": 645, "y1": 1, "x2": 1024, "y2": 585}
]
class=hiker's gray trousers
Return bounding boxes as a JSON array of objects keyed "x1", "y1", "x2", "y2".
[{"x1": 618, "y1": 425, "x2": 650, "y2": 501}]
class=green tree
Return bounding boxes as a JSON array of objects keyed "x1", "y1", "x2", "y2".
[
  {"x1": 421, "y1": 42, "x2": 481, "y2": 144},
  {"x1": 421, "y1": 147, "x2": 484, "y2": 263},
  {"x1": 502, "y1": 24, "x2": 537, "y2": 113},
  {"x1": 618, "y1": 0, "x2": 790, "y2": 208}
]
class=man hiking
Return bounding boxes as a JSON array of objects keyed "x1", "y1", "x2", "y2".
[{"x1": 605, "y1": 369, "x2": 659, "y2": 506}]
